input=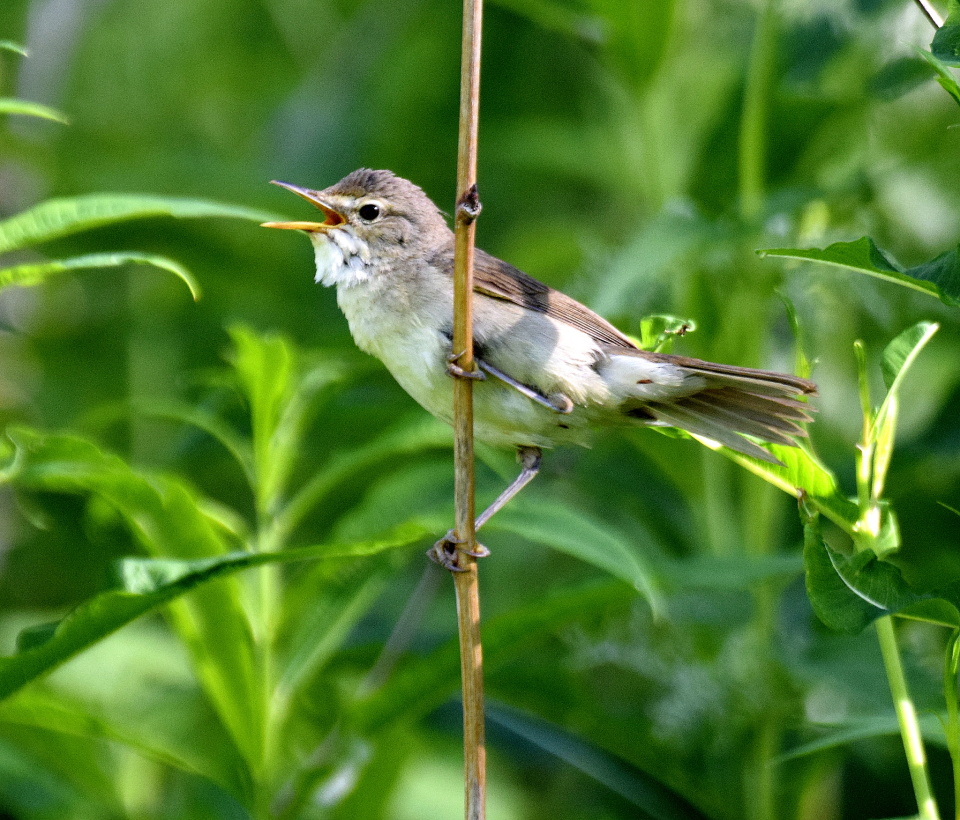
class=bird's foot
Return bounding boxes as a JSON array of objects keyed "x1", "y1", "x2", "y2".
[
  {"x1": 446, "y1": 351, "x2": 486, "y2": 380},
  {"x1": 427, "y1": 530, "x2": 490, "y2": 572}
]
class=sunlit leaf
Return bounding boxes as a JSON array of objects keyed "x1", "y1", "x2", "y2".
[
  {"x1": 879, "y1": 322, "x2": 939, "y2": 393},
  {"x1": 0, "y1": 97, "x2": 69, "y2": 124},
  {"x1": 0, "y1": 193, "x2": 280, "y2": 255},
  {"x1": 694, "y1": 437, "x2": 858, "y2": 532},
  {"x1": 0, "y1": 251, "x2": 201, "y2": 300},
  {"x1": 489, "y1": 702, "x2": 710, "y2": 820},
  {"x1": 0, "y1": 41, "x2": 28, "y2": 55},
  {"x1": 759, "y1": 238, "x2": 960, "y2": 308}
]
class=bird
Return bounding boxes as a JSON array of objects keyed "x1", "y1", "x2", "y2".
[{"x1": 263, "y1": 169, "x2": 816, "y2": 569}]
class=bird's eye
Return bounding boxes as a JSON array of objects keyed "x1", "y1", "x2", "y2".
[{"x1": 358, "y1": 203, "x2": 381, "y2": 222}]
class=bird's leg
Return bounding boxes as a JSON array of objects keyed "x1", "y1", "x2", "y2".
[
  {"x1": 475, "y1": 359, "x2": 573, "y2": 414},
  {"x1": 428, "y1": 446, "x2": 542, "y2": 571}
]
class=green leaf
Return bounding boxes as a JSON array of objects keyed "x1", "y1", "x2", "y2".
[
  {"x1": 694, "y1": 438, "x2": 858, "y2": 533},
  {"x1": 932, "y1": 8, "x2": 960, "y2": 66},
  {"x1": 225, "y1": 326, "x2": 349, "y2": 520},
  {"x1": 920, "y1": 49, "x2": 960, "y2": 105},
  {"x1": 0, "y1": 429, "x2": 258, "y2": 759},
  {"x1": 488, "y1": 702, "x2": 711, "y2": 820},
  {"x1": 0, "y1": 526, "x2": 425, "y2": 703},
  {"x1": 0, "y1": 98, "x2": 69, "y2": 124},
  {"x1": 780, "y1": 714, "x2": 947, "y2": 761},
  {"x1": 803, "y1": 513, "x2": 960, "y2": 634},
  {"x1": 880, "y1": 322, "x2": 939, "y2": 391},
  {"x1": 492, "y1": 499, "x2": 662, "y2": 611},
  {"x1": 869, "y1": 56, "x2": 938, "y2": 101},
  {"x1": 0, "y1": 41, "x2": 28, "y2": 56},
  {"x1": 0, "y1": 193, "x2": 280, "y2": 255},
  {"x1": 759, "y1": 237, "x2": 960, "y2": 308},
  {"x1": 0, "y1": 252, "x2": 201, "y2": 300},
  {"x1": 871, "y1": 323, "x2": 938, "y2": 500}
]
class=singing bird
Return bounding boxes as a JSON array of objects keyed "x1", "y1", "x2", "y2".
[{"x1": 264, "y1": 169, "x2": 816, "y2": 568}]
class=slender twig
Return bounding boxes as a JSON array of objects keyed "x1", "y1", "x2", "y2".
[
  {"x1": 914, "y1": 0, "x2": 945, "y2": 29},
  {"x1": 451, "y1": 0, "x2": 486, "y2": 817}
]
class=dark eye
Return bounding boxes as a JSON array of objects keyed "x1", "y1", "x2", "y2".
[{"x1": 358, "y1": 203, "x2": 381, "y2": 222}]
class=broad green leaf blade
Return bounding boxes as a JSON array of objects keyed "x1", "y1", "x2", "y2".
[
  {"x1": 920, "y1": 49, "x2": 960, "y2": 105},
  {"x1": 0, "y1": 41, "x2": 28, "y2": 55},
  {"x1": 0, "y1": 194, "x2": 280, "y2": 254},
  {"x1": 0, "y1": 98, "x2": 69, "y2": 124},
  {"x1": 0, "y1": 252, "x2": 201, "y2": 300},
  {"x1": 492, "y1": 499, "x2": 662, "y2": 611},
  {"x1": 488, "y1": 702, "x2": 711, "y2": 820},
  {"x1": 0, "y1": 527, "x2": 424, "y2": 702},
  {"x1": 759, "y1": 238, "x2": 960, "y2": 308},
  {"x1": 803, "y1": 513, "x2": 960, "y2": 634},
  {"x1": 932, "y1": 8, "x2": 960, "y2": 66}
]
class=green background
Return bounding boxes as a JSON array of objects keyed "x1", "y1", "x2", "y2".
[{"x1": 1, "y1": 0, "x2": 959, "y2": 818}]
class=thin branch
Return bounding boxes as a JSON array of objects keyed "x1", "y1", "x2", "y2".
[{"x1": 451, "y1": 0, "x2": 486, "y2": 816}]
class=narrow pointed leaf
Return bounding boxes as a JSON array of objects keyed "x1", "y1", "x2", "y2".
[
  {"x1": 0, "y1": 193, "x2": 280, "y2": 254},
  {"x1": 0, "y1": 252, "x2": 201, "y2": 300},
  {"x1": 759, "y1": 238, "x2": 960, "y2": 308},
  {"x1": 920, "y1": 49, "x2": 960, "y2": 105},
  {"x1": 0, "y1": 526, "x2": 424, "y2": 702},
  {"x1": 488, "y1": 702, "x2": 711, "y2": 820},
  {"x1": 0, "y1": 98, "x2": 69, "y2": 123}
]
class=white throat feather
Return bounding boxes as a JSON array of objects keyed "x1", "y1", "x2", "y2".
[{"x1": 310, "y1": 228, "x2": 374, "y2": 289}]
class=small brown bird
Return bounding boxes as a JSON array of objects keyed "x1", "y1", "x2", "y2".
[{"x1": 264, "y1": 169, "x2": 816, "y2": 568}]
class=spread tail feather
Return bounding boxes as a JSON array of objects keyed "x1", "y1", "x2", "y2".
[{"x1": 626, "y1": 355, "x2": 817, "y2": 464}]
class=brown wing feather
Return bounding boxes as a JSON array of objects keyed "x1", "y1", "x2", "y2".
[{"x1": 429, "y1": 245, "x2": 638, "y2": 349}]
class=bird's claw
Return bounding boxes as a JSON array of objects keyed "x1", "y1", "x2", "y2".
[
  {"x1": 446, "y1": 351, "x2": 486, "y2": 381},
  {"x1": 427, "y1": 529, "x2": 490, "y2": 572}
]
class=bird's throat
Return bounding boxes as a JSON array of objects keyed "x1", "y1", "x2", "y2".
[{"x1": 310, "y1": 230, "x2": 373, "y2": 289}]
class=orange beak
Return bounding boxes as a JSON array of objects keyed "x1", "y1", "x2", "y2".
[{"x1": 261, "y1": 181, "x2": 346, "y2": 231}]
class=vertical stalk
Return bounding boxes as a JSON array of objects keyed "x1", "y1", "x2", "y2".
[
  {"x1": 737, "y1": 4, "x2": 781, "y2": 817},
  {"x1": 451, "y1": 0, "x2": 486, "y2": 817},
  {"x1": 875, "y1": 616, "x2": 942, "y2": 820}
]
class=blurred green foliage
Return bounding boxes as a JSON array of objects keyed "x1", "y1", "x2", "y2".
[{"x1": 0, "y1": 0, "x2": 959, "y2": 819}]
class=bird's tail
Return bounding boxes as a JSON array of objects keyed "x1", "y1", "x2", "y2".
[{"x1": 624, "y1": 354, "x2": 817, "y2": 464}]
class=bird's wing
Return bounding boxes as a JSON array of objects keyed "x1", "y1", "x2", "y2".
[{"x1": 431, "y1": 246, "x2": 639, "y2": 350}]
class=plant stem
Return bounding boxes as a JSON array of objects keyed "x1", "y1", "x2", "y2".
[
  {"x1": 875, "y1": 615, "x2": 942, "y2": 820},
  {"x1": 451, "y1": 0, "x2": 486, "y2": 816}
]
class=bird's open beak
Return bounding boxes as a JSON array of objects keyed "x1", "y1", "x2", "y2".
[{"x1": 261, "y1": 180, "x2": 346, "y2": 231}]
